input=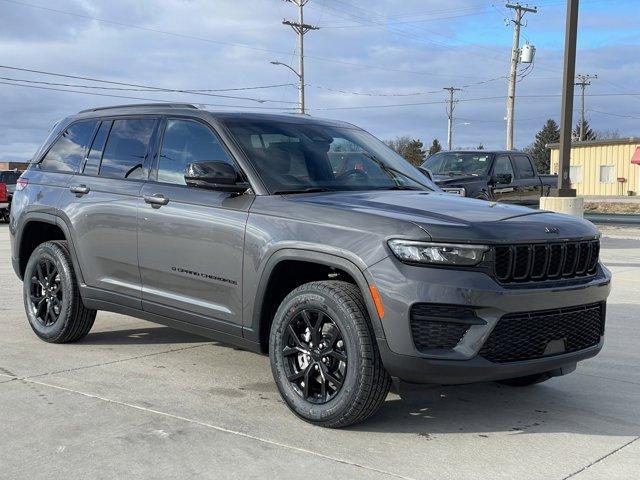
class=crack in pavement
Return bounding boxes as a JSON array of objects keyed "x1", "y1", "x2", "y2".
[
  {"x1": 561, "y1": 436, "x2": 640, "y2": 479},
  {"x1": 576, "y1": 372, "x2": 640, "y2": 387},
  {"x1": 18, "y1": 376, "x2": 416, "y2": 480},
  {"x1": 0, "y1": 343, "x2": 214, "y2": 382}
]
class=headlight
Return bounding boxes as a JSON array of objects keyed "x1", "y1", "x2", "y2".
[
  {"x1": 442, "y1": 187, "x2": 466, "y2": 196},
  {"x1": 388, "y1": 240, "x2": 488, "y2": 266}
]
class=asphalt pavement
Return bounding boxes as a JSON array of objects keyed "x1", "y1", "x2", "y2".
[{"x1": 1, "y1": 224, "x2": 639, "y2": 480}]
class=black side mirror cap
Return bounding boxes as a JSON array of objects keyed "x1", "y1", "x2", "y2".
[{"x1": 184, "y1": 161, "x2": 249, "y2": 193}]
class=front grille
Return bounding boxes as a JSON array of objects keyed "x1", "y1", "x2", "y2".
[
  {"x1": 410, "y1": 304, "x2": 477, "y2": 352},
  {"x1": 494, "y1": 239, "x2": 599, "y2": 284},
  {"x1": 479, "y1": 302, "x2": 605, "y2": 363}
]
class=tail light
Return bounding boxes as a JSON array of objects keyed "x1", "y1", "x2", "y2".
[
  {"x1": 0, "y1": 183, "x2": 6, "y2": 202},
  {"x1": 16, "y1": 177, "x2": 28, "y2": 191}
]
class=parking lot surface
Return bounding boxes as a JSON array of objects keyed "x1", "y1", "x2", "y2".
[{"x1": 1, "y1": 224, "x2": 639, "y2": 480}]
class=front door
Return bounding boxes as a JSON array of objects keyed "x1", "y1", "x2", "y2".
[
  {"x1": 138, "y1": 117, "x2": 252, "y2": 333},
  {"x1": 511, "y1": 154, "x2": 541, "y2": 205},
  {"x1": 490, "y1": 154, "x2": 520, "y2": 203}
]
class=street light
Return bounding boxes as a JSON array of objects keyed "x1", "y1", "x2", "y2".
[{"x1": 270, "y1": 61, "x2": 303, "y2": 114}]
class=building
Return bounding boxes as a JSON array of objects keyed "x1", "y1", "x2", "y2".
[
  {"x1": 0, "y1": 161, "x2": 29, "y2": 171},
  {"x1": 548, "y1": 138, "x2": 640, "y2": 196}
]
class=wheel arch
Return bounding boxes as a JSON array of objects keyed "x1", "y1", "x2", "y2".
[{"x1": 247, "y1": 249, "x2": 386, "y2": 353}]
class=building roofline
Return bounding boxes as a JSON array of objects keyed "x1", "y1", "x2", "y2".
[{"x1": 547, "y1": 137, "x2": 639, "y2": 149}]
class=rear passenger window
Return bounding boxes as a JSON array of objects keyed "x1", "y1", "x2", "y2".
[
  {"x1": 513, "y1": 155, "x2": 535, "y2": 179},
  {"x1": 157, "y1": 119, "x2": 234, "y2": 185},
  {"x1": 99, "y1": 118, "x2": 156, "y2": 180},
  {"x1": 39, "y1": 120, "x2": 97, "y2": 173},
  {"x1": 83, "y1": 121, "x2": 111, "y2": 176}
]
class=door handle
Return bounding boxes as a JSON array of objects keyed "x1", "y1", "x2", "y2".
[
  {"x1": 70, "y1": 184, "x2": 90, "y2": 196},
  {"x1": 143, "y1": 194, "x2": 170, "y2": 208}
]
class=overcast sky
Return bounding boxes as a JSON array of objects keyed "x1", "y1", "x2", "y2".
[{"x1": 0, "y1": 0, "x2": 638, "y2": 160}]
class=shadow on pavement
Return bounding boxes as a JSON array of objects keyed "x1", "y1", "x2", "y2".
[{"x1": 80, "y1": 327, "x2": 210, "y2": 345}]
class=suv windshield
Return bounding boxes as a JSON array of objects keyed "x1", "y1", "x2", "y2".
[
  {"x1": 422, "y1": 152, "x2": 492, "y2": 176},
  {"x1": 223, "y1": 120, "x2": 435, "y2": 194}
]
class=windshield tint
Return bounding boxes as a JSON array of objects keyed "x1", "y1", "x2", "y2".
[
  {"x1": 423, "y1": 152, "x2": 492, "y2": 176},
  {"x1": 223, "y1": 119, "x2": 436, "y2": 193}
]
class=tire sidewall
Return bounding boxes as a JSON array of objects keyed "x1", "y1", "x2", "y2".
[
  {"x1": 23, "y1": 243, "x2": 74, "y2": 341},
  {"x1": 270, "y1": 287, "x2": 366, "y2": 424}
]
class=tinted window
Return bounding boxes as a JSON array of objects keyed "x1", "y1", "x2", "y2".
[
  {"x1": 493, "y1": 155, "x2": 515, "y2": 179},
  {"x1": 100, "y1": 118, "x2": 156, "y2": 179},
  {"x1": 157, "y1": 119, "x2": 233, "y2": 185},
  {"x1": 513, "y1": 155, "x2": 535, "y2": 179},
  {"x1": 83, "y1": 121, "x2": 112, "y2": 176},
  {"x1": 0, "y1": 171, "x2": 21, "y2": 184},
  {"x1": 39, "y1": 120, "x2": 97, "y2": 173}
]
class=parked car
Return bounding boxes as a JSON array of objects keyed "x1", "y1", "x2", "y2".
[
  {"x1": 0, "y1": 170, "x2": 23, "y2": 222},
  {"x1": 422, "y1": 150, "x2": 557, "y2": 206},
  {"x1": 10, "y1": 104, "x2": 610, "y2": 427}
]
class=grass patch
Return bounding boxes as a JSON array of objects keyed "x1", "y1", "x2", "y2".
[{"x1": 584, "y1": 202, "x2": 640, "y2": 214}]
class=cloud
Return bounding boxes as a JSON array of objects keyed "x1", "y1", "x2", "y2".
[{"x1": 0, "y1": 0, "x2": 638, "y2": 160}]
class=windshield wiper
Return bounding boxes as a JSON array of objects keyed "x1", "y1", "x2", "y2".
[{"x1": 272, "y1": 187, "x2": 334, "y2": 195}]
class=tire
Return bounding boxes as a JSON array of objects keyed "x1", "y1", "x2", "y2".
[
  {"x1": 23, "y1": 241, "x2": 96, "y2": 343},
  {"x1": 0, "y1": 209, "x2": 9, "y2": 223},
  {"x1": 497, "y1": 372, "x2": 552, "y2": 387},
  {"x1": 269, "y1": 280, "x2": 391, "y2": 428}
]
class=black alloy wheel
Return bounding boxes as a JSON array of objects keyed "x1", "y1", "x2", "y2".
[
  {"x1": 29, "y1": 258, "x2": 63, "y2": 327},
  {"x1": 282, "y1": 308, "x2": 348, "y2": 404}
]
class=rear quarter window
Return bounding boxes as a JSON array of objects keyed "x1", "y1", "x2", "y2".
[{"x1": 39, "y1": 120, "x2": 98, "y2": 173}]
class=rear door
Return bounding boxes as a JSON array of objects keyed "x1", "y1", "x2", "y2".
[
  {"x1": 511, "y1": 154, "x2": 541, "y2": 205},
  {"x1": 138, "y1": 117, "x2": 252, "y2": 334},
  {"x1": 490, "y1": 154, "x2": 520, "y2": 203},
  {"x1": 60, "y1": 116, "x2": 158, "y2": 308}
]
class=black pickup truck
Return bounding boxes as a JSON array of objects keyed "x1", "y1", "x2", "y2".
[{"x1": 421, "y1": 150, "x2": 556, "y2": 206}]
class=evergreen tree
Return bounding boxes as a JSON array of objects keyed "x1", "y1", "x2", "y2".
[
  {"x1": 403, "y1": 139, "x2": 426, "y2": 166},
  {"x1": 572, "y1": 119, "x2": 597, "y2": 141},
  {"x1": 477, "y1": 143, "x2": 485, "y2": 150},
  {"x1": 527, "y1": 119, "x2": 560, "y2": 174},
  {"x1": 428, "y1": 138, "x2": 442, "y2": 156}
]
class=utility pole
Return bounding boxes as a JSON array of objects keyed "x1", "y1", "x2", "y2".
[
  {"x1": 555, "y1": 0, "x2": 579, "y2": 197},
  {"x1": 505, "y1": 3, "x2": 537, "y2": 150},
  {"x1": 575, "y1": 73, "x2": 597, "y2": 141},
  {"x1": 281, "y1": 0, "x2": 318, "y2": 114},
  {"x1": 444, "y1": 87, "x2": 462, "y2": 150}
]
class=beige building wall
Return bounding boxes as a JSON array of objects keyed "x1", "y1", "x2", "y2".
[{"x1": 549, "y1": 138, "x2": 640, "y2": 196}]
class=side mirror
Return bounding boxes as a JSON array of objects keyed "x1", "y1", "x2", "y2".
[
  {"x1": 184, "y1": 161, "x2": 249, "y2": 193},
  {"x1": 494, "y1": 173, "x2": 513, "y2": 185},
  {"x1": 417, "y1": 166, "x2": 434, "y2": 182}
]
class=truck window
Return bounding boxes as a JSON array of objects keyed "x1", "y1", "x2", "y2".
[
  {"x1": 494, "y1": 155, "x2": 515, "y2": 179},
  {"x1": 512, "y1": 155, "x2": 535, "y2": 179},
  {"x1": 39, "y1": 120, "x2": 97, "y2": 173},
  {"x1": 99, "y1": 118, "x2": 156, "y2": 180},
  {"x1": 0, "y1": 171, "x2": 21, "y2": 184}
]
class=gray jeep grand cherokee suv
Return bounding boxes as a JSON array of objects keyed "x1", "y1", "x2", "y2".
[{"x1": 10, "y1": 104, "x2": 611, "y2": 427}]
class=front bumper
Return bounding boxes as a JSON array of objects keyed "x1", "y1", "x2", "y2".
[{"x1": 367, "y1": 256, "x2": 611, "y2": 384}]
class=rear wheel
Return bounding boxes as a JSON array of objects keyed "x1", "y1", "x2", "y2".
[
  {"x1": 497, "y1": 372, "x2": 552, "y2": 387},
  {"x1": 23, "y1": 241, "x2": 96, "y2": 343},
  {"x1": 269, "y1": 280, "x2": 390, "y2": 428}
]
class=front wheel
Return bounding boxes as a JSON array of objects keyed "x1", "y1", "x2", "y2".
[
  {"x1": 269, "y1": 281, "x2": 391, "y2": 428},
  {"x1": 23, "y1": 241, "x2": 96, "y2": 343}
]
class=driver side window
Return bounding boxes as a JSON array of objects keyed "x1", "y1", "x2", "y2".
[
  {"x1": 157, "y1": 119, "x2": 234, "y2": 185},
  {"x1": 494, "y1": 155, "x2": 515, "y2": 181}
]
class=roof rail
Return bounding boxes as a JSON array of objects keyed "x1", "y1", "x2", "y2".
[{"x1": 78, "y1": 103, "x2": 199, "y2": 114}]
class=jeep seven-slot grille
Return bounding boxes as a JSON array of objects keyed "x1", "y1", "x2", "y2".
[
  {"x1": 479, "y1": 302, "x2": 605, "y2": 363},
  {"x1": 494, "y1": 239, "x2": 599, "y2": 284},
  {"x1": 410, "y1": 304, "x2": 477, "y2": 352}
]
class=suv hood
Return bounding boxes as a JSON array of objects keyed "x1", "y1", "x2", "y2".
[{"x1": 287, "y1": 190, "x2": 598, "y2": 243}]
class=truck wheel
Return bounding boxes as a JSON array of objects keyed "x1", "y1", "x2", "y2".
[
  {"x1": 1, "y1": 209, "x2": 9, "y2": 223},
  {"x1": 23, "y1": 241, "x2": 96, "y2": 343},
  {"x1": 269, "y1": 280, "x2": 391, "y2": 428},
  {"x1": 497, "y1": 372, "x2": 551, "y2": 387}
]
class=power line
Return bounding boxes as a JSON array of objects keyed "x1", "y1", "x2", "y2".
[
  {"x1": 0, "y1": 80, "x2": 298, "y2": 110},
  {"x1": 0, "y1": 65, "x2": 298, "y2": 104}
]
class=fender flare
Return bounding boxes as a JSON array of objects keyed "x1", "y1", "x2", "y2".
[
  {"x1": 15, "y1": 211, "x2": 85, "y2": 285},
  {"x1": 247, "y1": 248, "x2": 386, "y2": 347}
]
